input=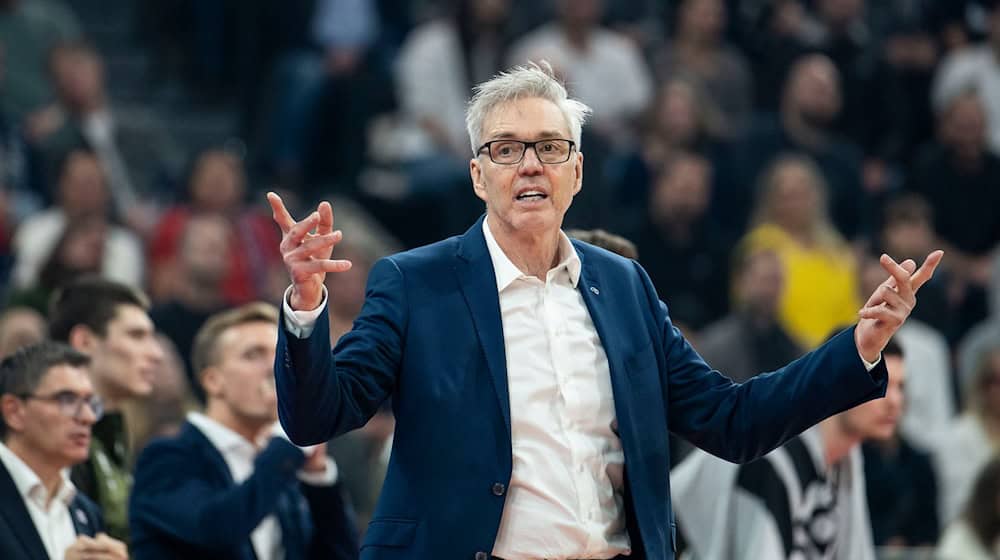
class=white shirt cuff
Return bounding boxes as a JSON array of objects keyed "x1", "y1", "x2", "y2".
[
  {"x1": 860, "y1": 352, "x2": 881, "y2": 372},
  {"x1": 282, "y1": 285, "x2": 328, "y2": 339},
  {"x1": 297, "y1": 456, "x2": 339, "y2": 486}
]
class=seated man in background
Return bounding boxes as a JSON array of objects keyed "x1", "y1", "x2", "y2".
[
  {"x1": 0, "y1": 342, "x2": 126, "y2": 560},
  {"x1": 672, "y1": 339, "x2": 907, "y2": 560},
  {"x1": 129, "y1": 302, "x2": 358, "y2": 560}
]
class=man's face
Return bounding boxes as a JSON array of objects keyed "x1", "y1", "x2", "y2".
[
  {"x1": 787, "y1": 59, "x2": 842, "y2": 126},
  {"x1": 87, "y1": 305, "x2": 163, "y2": 399},
  {"x1": 651, "y1": 156, "x2": 711, "y2": 223},
  {"x1": 841, "y1": 354, "x2": 905, "y2": 441},
  {"x1": 469, "y1": 97, "x2": 583, "y2": 238},
  {"x1": 204, "y1": 322, "x2": 279, "y2": 425},
  {"x1": 2, "y1": 365, "x2": 97, "y2": 467},
  {"x1": 59, "y1": 152, "x2": 109, "y2": 217}
]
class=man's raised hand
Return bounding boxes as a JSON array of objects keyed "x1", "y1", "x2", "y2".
[
  {"x1": 268, "y1": 192, "x2": 352, "y2": 311},
  {"x1": 855, "y1": 250, "x2": 944, "y2": 362}
]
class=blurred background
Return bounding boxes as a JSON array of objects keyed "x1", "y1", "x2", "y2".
[{"x1": 2, "y1": 0, "x2": 1000, "y2": 558}]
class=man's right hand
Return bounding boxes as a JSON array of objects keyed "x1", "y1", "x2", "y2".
[
  {"x1": 65, "y1": 533, "x2": 128, "y2": 560},
  {"x1": 268, "y1": 192, "x2": 353, "y2": 311}
]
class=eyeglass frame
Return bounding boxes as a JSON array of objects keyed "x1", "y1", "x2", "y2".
[
  {"x1": 476, "y1": 138, "x2": 577, "y2": 165},
  {"x1": 16, "y1": 390, "x2": 104, "y2": 421}
]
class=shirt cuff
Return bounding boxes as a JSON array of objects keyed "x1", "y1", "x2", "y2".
[
  {"x1": 860, "y1": 352, "x2": 881, "y2": 372},
  {"x1": 282, "y1": 285, "x2": 328, "y2": 339},
  {"x1": 297, "y1": 456, "x2": 339, "y2": 486}
]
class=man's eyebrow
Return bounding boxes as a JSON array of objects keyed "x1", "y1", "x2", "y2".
[{"x1": 487, "y1": 130, "x2": 566, "y2": 140}]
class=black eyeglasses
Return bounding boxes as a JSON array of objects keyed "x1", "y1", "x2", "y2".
[
  {"x1": 476, "y1": 139, "x2": 576, "y2": 165},
  {"x1": 18, "y1": 391, "x2": 104, "y2": 421}
]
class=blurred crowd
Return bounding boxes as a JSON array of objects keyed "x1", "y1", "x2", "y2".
[{"x1": 2, "y1": 0, "x2": 1000, "y2": 558}]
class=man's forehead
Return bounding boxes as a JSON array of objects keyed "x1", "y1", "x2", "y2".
[
  {"x1": 218, "y1": 321, "x2": 278, "y2": 352},
  {"x1": 482, "y1": 98, "x2": 571, "y2": 140},
  {"x1": 110, "y1": 304, "x2": 153, "y2": 328},
  {"x1": 36, "y1": 364, "x2": 92, "y2": 392}
]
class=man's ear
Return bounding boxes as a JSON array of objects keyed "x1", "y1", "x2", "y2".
[
  {"x1": 1, "y1": 394, "x2": 26, "y2": 435},
  {"x1": 200, "y1": 366, "x2": 224, "y2": 399},
  {"x1": 573, "y1": 151, "x2": 584, "y2": 196},
  {"x1": 471, "y1": 158, "x2": 488, "y2": 203},
  {"x1": 68, "y1": 324, "x2": 97, "y2": 353}
]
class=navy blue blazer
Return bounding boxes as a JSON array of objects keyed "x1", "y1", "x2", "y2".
[
  {"x1": 0, "y1": 461, "x2": 104, "y2": 560},
  {"x1": 129, "y1": 421, "x2": 359, "y2": 560},
  {"x1": 275, "y1": 216, "x2": 888, "y2": 560}
]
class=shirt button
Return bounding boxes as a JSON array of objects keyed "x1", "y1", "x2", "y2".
[
  {"x1": 491, "y1": 482, "x2": 506, "y2": 496},
  {"x1": 475, "y1": 552, "x2": 489, "y2": 560}
]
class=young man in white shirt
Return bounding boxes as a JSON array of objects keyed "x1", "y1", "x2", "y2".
[
  {"x1": 0, "y1": 341, "x2": 127, "y2": 560},
  {"x1": 129, "y1": 302, "x2": 358, "y2": 560}
]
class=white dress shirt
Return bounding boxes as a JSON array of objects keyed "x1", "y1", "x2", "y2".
[
  {"x1": 0, "y1": 442, "x2": 79, "y2": 560},
  {"x1": 186, "y1": 412, "x2": 337, "y2": 560}
]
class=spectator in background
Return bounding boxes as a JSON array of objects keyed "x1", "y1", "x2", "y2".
[
  {"x1": 0, "y1": 342, "x2": 128, "y2": 560},
  {"x1": 507, "y1": 0, "x2": 653, "y2": 143},
  {"x1": 120, "y1": 334, "x2": 195, "y2": 456},
  {"x1": 265, "y1": 0, "x2": 393, "y2": 192},
  {"x1": 937, "y1": 455, "x2": 1000, "y2": 560},
  {"x1": 718, "y1": 54, "x2": 865, "y2": 237},
  {"x1": 565, "y1": 228, "x2": 638, "y2": 260},
  {"x1": 27, "y1": 41, "x2": 181, "y2": 222},
  {"x1": 48, "y1": 277, "x2": 165, "y2": 542},
  {"x1": 7, "y1": 215, "x2": 108, "y2": 313},
  {"x1": 149, "y1": 148, "x2": 283, "y2": 304},
  {"x1": 737, "y1": 0, "x2": 811, "y2": 112},
  {"x1": 11, "y1": 148, "x2": 144, "y2": 290},
  {"x1": 738, "y1": 154, "x2": 860, "y2": 349},
  {"x1": 130, "y1": 303, "x2": 359, "y2": 559},
  {"x1": 629, "y1": 151, "x2": 731, "y2": 331},
  {"x1": 0, "y1": 0, "x2": 79, "y2": 120},
  {"x1": 672, "y1": 339, "x2": 907, "y2": 560},
  {"x1": 610, "y1": 75, "x2": 726, "y2": 226},
  {"x1": 0, "y1": 42, "x2": 42, "y2": 223},
  {"x1": 859, "y1": 251, "x2": 956, "y2": 453},
  {"x1": 656, "y1": 0, "x2": 753, "y2": 135},
  {"x1": 0, "y1": 307, "x2": 44, "y2": 358},
  {"x1": 910, "y1": 92, "x2": 1000, "y2": 339},
  {"x1": 697, "y1": 248, "x2": 803, "y2": 383},
  {"x1": 150, "y1": 213, "x2": 231, "y2": 402},
  {"x1": 933, "y1": 0, "x2": 1000, "y2": 154},
  {"x1": 935, "y1": 346, "x2": 1000, "y2": 525}
]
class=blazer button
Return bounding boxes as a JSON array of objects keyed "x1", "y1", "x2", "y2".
[
  {"x1": 491, "y1": 482, "x2": 506, "y2": 496},
  {"x1": 475, "y1": 552, "x2": 489, "y2": 560}
]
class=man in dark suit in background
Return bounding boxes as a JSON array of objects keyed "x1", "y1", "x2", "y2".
[
  {"x1": 129, "y1": 302, "x2": 358, "y2": 560},
  {"x1": 0, "y1": 341, "x2": 126, "y2": 560},
  {"x1": 269, "y1": 63, "x2": 942, "y2": 559}
]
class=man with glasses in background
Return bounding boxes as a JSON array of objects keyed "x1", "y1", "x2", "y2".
[
  {"x1": 0, "y1": 341, "x2": 127, "y2": 560},
  {"x1": 48, "y1": 276, "x2": 165, "y2": 543}
]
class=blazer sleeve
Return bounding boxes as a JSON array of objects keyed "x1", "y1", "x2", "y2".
[
  {"x1": 129, "y1": 438, "x2": 306, "y2": 550},
  {"x1": 632, "y1": 261, "x2": 888, "y2": 464},
  {"x1": 276, "y1": 257, "x2": 407, "y2": 445},
  {"x1": 302, "y1": 482, "x2": 360, "y2": 560}
]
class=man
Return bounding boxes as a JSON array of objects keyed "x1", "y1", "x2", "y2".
[
  {"x1": 0, "y1": 341, "x2": 127, "y2": 560},
  {"x1": 697, "y1": 248, "x2": 803, "y2": 383},
  {"x1": 268, "y1": 63, "x2": 942, "y2": 559},
  {"x1": 671, "y1": 339, "x2": 907, "y2": 559},
  {"x1": 129, "y1": 302, "x2": 359, "y2": 560},
  {"x1": 48, "y1": 276, "x2": 164, "y2": 542}
]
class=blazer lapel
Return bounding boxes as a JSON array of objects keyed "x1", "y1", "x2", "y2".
[
  {"x1": 456, "y1": 216, "x2": 511, "y2": 438},
  {"x1": 574, "y1": 244, "x2": 635, "y2": 432},
  {"x1": 0, "y1": 464, "x2": 49, "y2": 560},
  {"x1": 183, "y1": 423, "x2": 236, "y2": 486},
  {"x1": 69, "y1": 498, "x2": 95, "y2": 536}
]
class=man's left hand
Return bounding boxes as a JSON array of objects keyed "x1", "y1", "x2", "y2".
[{"x1": 855, "y1": 250, "x2": 944, "y2": 362}]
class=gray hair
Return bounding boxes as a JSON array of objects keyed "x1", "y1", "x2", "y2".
[{"x1": 465, "y1": 62, "x2": 593, "y2": 154}]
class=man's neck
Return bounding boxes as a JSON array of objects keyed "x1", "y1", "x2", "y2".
[
  {"x1": 93, "y1": 376, "x2": 126, "y2": 413},
  {"x1": 781, "y1": 109, "x2": 827, "y2": 150},
  {"x1": 488, "y1": 217, "x2": 562, "y2": 279},
  {"x1": 175, "y1": 277, "x2": 225, "y2": 311},
  {"x1": 820, "y1": 418, "x2": 861, "y2": 467},
  {"x1": 5, "y1": 439, "x2": 64, "y2": 506},
  {"x1": 204, "y1": 403, "x2": 268, "y2": 446}
]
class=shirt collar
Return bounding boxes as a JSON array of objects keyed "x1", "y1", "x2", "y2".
[
  {"x1": 186, "y1": 412, "x2": 259, "y2": 458},
  {"x1": 0, "y1": 441, "x2": 77, "y2": 508},
  {"x1": 482, "y1": 216, "x2": 581, "y2": 292}
]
